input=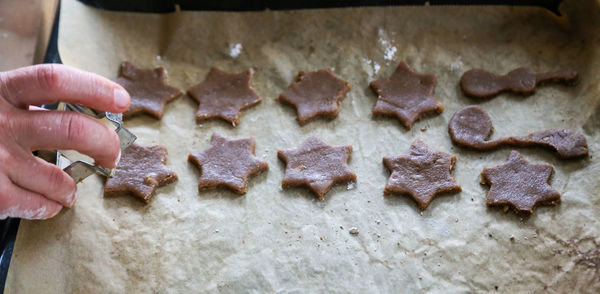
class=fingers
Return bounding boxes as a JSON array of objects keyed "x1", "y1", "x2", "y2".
[
  {"x1": 8, "y1": 153, "x2": 77, "y2": 207},
  {"x1": 0, "y1": 64, "x2": 130, "y2": 112},
  {"x1": 16, "y1": 110, "x2": 121, "y2": 168},
  {"x1": 0, "y1": 175, "x2": 63, "y2": 220}
]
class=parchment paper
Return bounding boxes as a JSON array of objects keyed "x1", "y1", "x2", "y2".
[{"x1": 6, "y1": 0, "x2": 600, "y2": 292}]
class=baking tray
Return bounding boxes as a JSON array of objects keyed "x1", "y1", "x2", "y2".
[{"x1": 0, "y1": 0, "x2": 564, "y2": 291}]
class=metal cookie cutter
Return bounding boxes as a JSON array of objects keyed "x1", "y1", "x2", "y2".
[{"x1": 55, "y1": 102, "x2": 137, "y2": 183}]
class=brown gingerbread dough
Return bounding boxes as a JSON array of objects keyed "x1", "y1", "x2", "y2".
[
  {"x1": 278, "y1": 69, "x2": 351, "y2": 125},
  {"x1": 277, "y1": 136, "x2": 356, "y2": 200},
  {"x1": 383, "y1": 140, "x2": 461, "y2": 210},
  {"x1": 481, "y1": 151, "x2": 560, "y2": 214},
  {"x1": 448, "y1": 105, "x2": 588, "y2": 159},
  {"x1": 188, "y1": 133, "x2": 268, "y2": 195},
  {"x1": 460, "y1": 68, "x2": 577, "y2": 98},
  {"x1": 187, "y1": 67, "x2": 261, "y2": 126},
  {"x1": 116, "y1": 61, "x2": 184, "y2": 119},
  {"x1": 370, "y1": 62, "x2": 444, "y2": 129},
  {"x1": 104, "y1": 143, "x2": 178, "y2": 203}
]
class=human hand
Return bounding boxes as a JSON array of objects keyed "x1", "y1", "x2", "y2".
[{"x1": 0, "y1": 64, "x2": 130, "y2": 219}]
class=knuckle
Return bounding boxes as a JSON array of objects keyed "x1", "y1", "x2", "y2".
[
  {"x1": 45, "y1": 165, "x2": 72, "y2": 193},
  {"x1": 61, "y1": 114, "x2": 87, "y2": 145},
  {"x1": 2, "y1": 113, "x2": 25, "y2": 142},
  {"x1": 34, "y1": 64, "x2": 62, "y2": 91}
]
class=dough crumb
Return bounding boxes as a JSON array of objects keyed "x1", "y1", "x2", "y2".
[
  {"x1": 349, "y1": 227, "x2": 359, "y2": 235},
  {"x1": 347, "y1": 181, "x2": 356, "y2": 190},
  {"x1": 450, "y1": 56, "x2": 463, "y2": 72},
  {"x1": 229, "y1": 43, "x2": 243, "y2": 58}
]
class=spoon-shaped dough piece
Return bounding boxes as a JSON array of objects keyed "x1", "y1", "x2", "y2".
[
  {"x1": 448, "y1": 105, "x2": 588, "y2": 159},
  {"x1": 460, "y1": 68, "x2": 577, "y2": 98}
]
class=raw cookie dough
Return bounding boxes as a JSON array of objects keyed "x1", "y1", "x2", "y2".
[
  {"x1": 277, "y1": 136, "x2": 356, "y2": 200},
  {"x1": 448, "y1": 105, "x2": 588, "y2": 159},
  {"x1": 481, "y1": 150, "x2": 561, "y2": 214},
  {"x1": 383, "y1": 140, "x2": 461, "y2": 210},
  {"x1": 104, "y1": 143, "x2": 178, "y2": 203},
  {"x1": 370, "y1": 61, "x2": 443, "y2": 129},
  {"x1": 460, "y1": 67, "x2": 577, "y2": 98},
  {"x1": 188, "y1": 133, "x2": 268, "y2": 195},
  {"x1": 278, "y1": 69, "x2": 351, "y2": 125},
  {"x1": 187, "y1": 67, "x2": 261, "y2": 126},
  {"x1": 116, "y1": 61, "x2": 184, "y2": 119}
]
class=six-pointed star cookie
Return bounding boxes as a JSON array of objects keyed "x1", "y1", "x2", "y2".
[
  {"x1": 116, "y1": 61, "x2": 184, "y2": 119},
  {"x1": 187, "y1": 67, "x2": 261, "y2": 126},
  {"x1": 188, "y1": 133, "x2": 268, "y2": 195},
  {"x1": 481, "y1": 151, "x2": 560, "y2": 214},
  {"x1": 278, "y1": 136, "x2": 356, "y2": 200},
  {"x1": 104, "y1": 144, "x2": 178, "y2": 203},
  {"x1": 383, "y1": 140, "x2": 461, "y2": 210},
  {"x1": 279, "y1": 69, "x2": 352, "y2": 125},
  {"x1": 370, "y1": 62, "x2": 444, "y2": 129}
]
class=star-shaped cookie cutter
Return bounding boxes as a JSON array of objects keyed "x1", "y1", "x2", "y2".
[{"x1": 54, "y1": 102, "x2": 137, "y2": 183}]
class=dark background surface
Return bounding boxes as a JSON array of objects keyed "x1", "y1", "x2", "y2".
[
  {"x1": 0, "y1": 0, "x2": 563, "y2": 292},
  {"x1": 79, "y1": 0, "x2": 563, "y2": 14}
]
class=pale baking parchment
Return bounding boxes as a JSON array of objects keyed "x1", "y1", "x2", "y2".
[{"x1": 6, "y1": 0, "x2": 600, "y2": 292}]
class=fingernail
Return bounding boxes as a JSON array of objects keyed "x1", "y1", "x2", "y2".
[
  {"x1": 66, "y1": 191, "x2": 77, "y2": 207},
  {"x1": 46, "y1": 204, "x2": 63, "y2": 218},
  {"x1": 114, "y1": 149, "x2": 122, "y2": 167},
  {"x1": 113, "y1": 88, "x2": 130, "y2": 110}
]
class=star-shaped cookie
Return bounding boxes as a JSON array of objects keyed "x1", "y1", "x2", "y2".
[
  {"x1": 104, "y1": 143, "x2": 178, "y2": 203},
  {"x1": 116, "y1": 61, "x2": 184, "y2": 119},
  {"x1": 383, "y1": 140, "x2": 461, "y2": 210},
  {"x1": 187, "y1": 67, "x2": 261, "y2": 126},
  {"x1": 278, "y1": 69, "x2": 352, "y2": 125},
  {"x1": 188, "y1": 133, "x2": 268, "y2": 195},
  {"x1": 277, "y1": 136, "x2": 356, "y2": 200},
  {"x1": 370, "y1": 62, "x2": 444, "y2": 129},
  {"x1": 481, "y1": 151, "x2": 560, "y2": 214}
]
